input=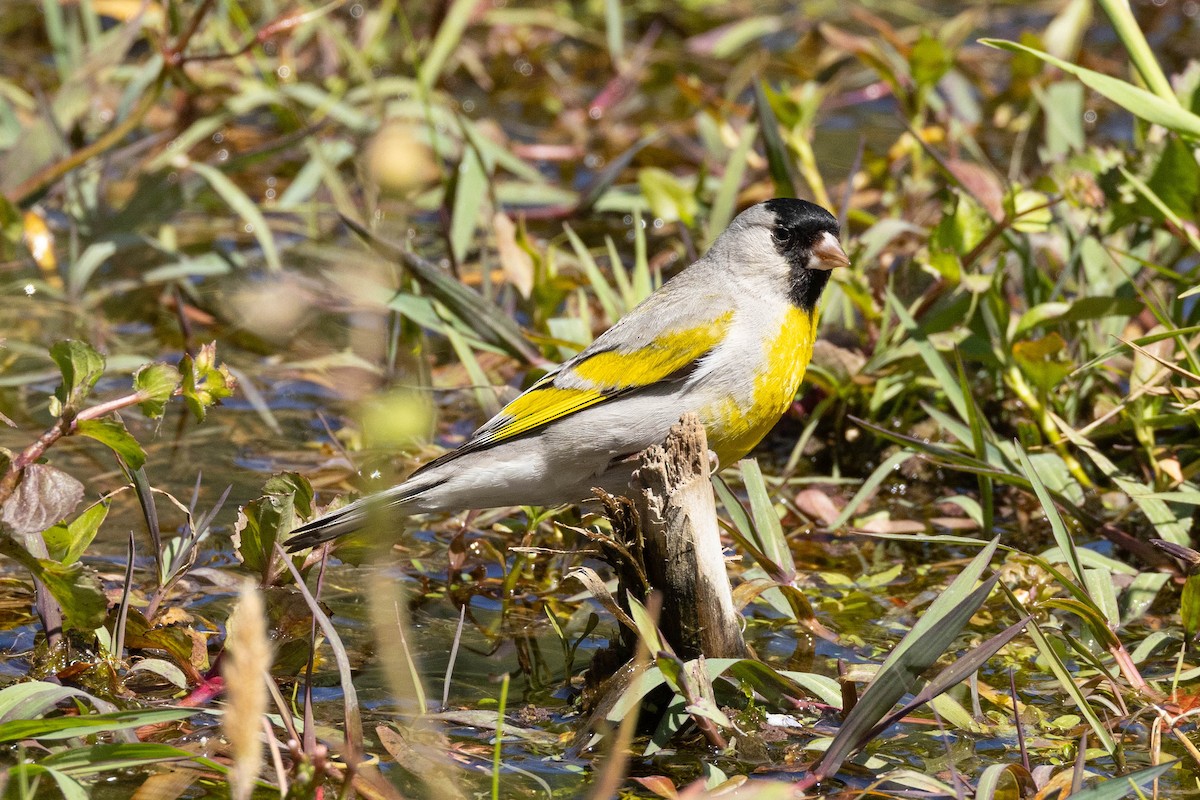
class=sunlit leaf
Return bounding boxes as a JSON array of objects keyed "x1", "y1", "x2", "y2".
[
  {"x1": 76, "y1": 418, "x2": 146, "y2": 470},
  {"x1": 133, "y1": 363, "x2": 181, "y2": 419},
  {"x1": 980, "y1": 39, "x2": 1200, "y2": 138},
  {"x1": 50, "y1": 339, "x2": 105, "y2": 414},
  {"x1": 179, "y1": 342, "x2": 235, "y2": 423},
  {"x1": 42, "y1": 499, "x2": 108, "y2": 565},
  {"x1": 1012, "y1": 333, "x2": 1074, "y2": 394},
  {"x1": 638, "y1": 167, "x2": 697, "y2": 226}
]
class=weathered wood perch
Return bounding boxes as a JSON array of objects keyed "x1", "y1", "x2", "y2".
[
  {"x1": 631, "y1": 413, "x2": 749, "y2": 661},
  {"x1": 583, "y1": 413, "x2": 749, "y2": 703}
]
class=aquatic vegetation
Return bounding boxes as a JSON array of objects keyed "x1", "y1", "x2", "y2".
[{"x1": 0, "y1": 0, "x2": 1197, "y2": 797}]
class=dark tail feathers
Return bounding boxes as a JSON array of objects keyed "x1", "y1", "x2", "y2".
[{"x1": 284, "y1": 501, "x2": 373, "y2": 551}]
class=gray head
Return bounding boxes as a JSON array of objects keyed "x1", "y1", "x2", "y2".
[{"x1": 711, "y1": 199, "x2": 849, "y2": 312}]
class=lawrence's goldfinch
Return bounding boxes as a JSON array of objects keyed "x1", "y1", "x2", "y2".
[{"x1": 287, "y1": 199, "x2": 848, "y2": 548}]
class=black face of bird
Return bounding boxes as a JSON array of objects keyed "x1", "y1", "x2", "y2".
[{"x1": 763, "y1": 198, "x2": 849, "y2": 312}]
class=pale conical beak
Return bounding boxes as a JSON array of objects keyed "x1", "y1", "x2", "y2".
[{"x1": 811, "y1": 231, "x2": 851, "y2": 270}]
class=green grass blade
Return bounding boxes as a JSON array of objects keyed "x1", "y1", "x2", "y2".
[
  {"x1": 979, "y1": 39, "x2": 1200, "y2": 138},
  {"x1": 1063, "y1": 761, "x2": 1176, "y2": 799},
  {"x1": 754, "y1": 81, "x2": 796, "y2": 197},
  {"x1": 189, "y1": 161, "x2": 281, "y2": 272},
  {"x1": 1002, "y1": 585, "x2": 1116, "y2": 754},
  {"x1": 886, "y1": 290, "x2": 969, "y2": 421},
  {"x1": 739, "y1": 459, "x2": 794, "y2": 577},
  {"x1": 417, "y1": 0, "x2": 476, "y2": 90},
  {"x1": 829, "y1": 450, "x2": 912, "y2": 530},
  {"x1": 1016, "y1": 443, "x2": 1086, "y2": 588},
  {"x1": 1094, "y1": 0, "x2": 1178, "y2": 103},
  {"x1": 706, "y1": 122, "x2": 757, "y2": 245},
  {"x1": 812, "y1": 537, "x2": 1000, "y2": 780}
]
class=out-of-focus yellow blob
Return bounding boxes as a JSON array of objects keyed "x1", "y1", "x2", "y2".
[
  {"x1": 227, "y1": 276, "x2": 310, "y2": 341},
  {"x1": 357, "y1": 389, "x2": 433, "y2": 449},
  {"x1": 365, "y1": 122, "x2": 440, "y2": 196}
]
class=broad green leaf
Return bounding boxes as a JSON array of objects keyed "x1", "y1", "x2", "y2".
[
  {"x1": 0, "y1": 539, "x2": 106, "y2": 630},
  {"x1": 740, "y1": 459, "x2": 793, "y2": 576},
  {"x1": 42, "y1": 499, "x2": 109, "y2": 565},
  {"x1": 1012, "y1": 333, "x2": 1074, "y2": 394},
  {"x1": 1083, "y1": 567, "x2": 1120, "y2": 629},
  {"x1": 76, "y1": 418, "x2": 146, "y2": 470},
  {"x1": 233, "y1": 474, "x2": 311, "y2": 580},
  {"x1": 980, "y1": 39, "x2": 1200, "y2": 138},
  {"x1": 0, "y1": 682, "x2": 117, "y2": 723},
  {"x1": 417, "y1": 0, "x2": 476, "y2": 89},
  {"x1": 50, "y1": 339, "x2": 105, "y2": 413},
  {"x1": 448, "y1": 142, "x2": 489, "y2": 266},
  {"x1": 910, "y1": 32, "x2": 952, "y2": 88},
  {"x1": 134, "y1": 363, "x2": 181, "y2": 418},
  {"x1": 127, "y1": 658, "x2": 188, "y2": 689},
  {"x1": 1036, "y1": 80, "x2": 1085, "y2": 158},
  {"x1": 729, "y1": 660, "x2": 842, "y2": 708},
  {"x1": 66, "y1": 240, "x2": 117, "y2": 298}
]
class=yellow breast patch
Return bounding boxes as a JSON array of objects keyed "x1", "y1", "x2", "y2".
[{"x1": 705, "y1": 305, "x2": 818, "y2": 466}]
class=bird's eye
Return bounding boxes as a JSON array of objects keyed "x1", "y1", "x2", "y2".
[{"x1": 772, "y1": 228, "x2": 792, "y2": 245}]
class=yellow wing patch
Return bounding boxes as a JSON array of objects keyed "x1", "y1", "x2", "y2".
[
  {"x1": 571, "y1": 311, "x2": 733, "y2": 389},
  {"x1": 476, "y1": 386, "x2": 608, "y2": 444},
  {"x1": 471, "y1": 311, "x2": 734, "y2": 448}
]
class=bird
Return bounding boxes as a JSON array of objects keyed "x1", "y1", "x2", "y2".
[{"x1": 286, "y1": 198, "x2": 849, "y2": 550}]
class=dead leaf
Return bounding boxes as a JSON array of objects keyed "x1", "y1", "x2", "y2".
[
  {"x1": 794, "y1": 488, "x2": 843, "y2": 527},
  {"x1": 492, "y1": 212, "x2": 534, "y2": 298},
  {"x1": 1, "y1": 464, "x2": 84, "y2": 535}
]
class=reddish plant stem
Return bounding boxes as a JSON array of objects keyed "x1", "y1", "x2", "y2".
[
  {"x1": 0, "y1": 391, "x2": 148, "y2": 508},
  {"x1": 0, "y1": 391, "x2": 151, "y2": 645}
]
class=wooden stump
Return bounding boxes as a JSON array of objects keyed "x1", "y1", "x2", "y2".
[{"x1": 631, "y1": 413, "x2": 749, "y2": 661}]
